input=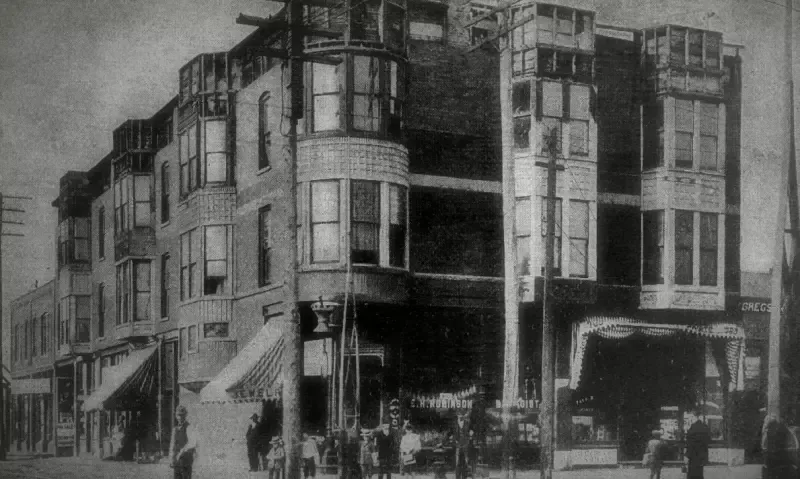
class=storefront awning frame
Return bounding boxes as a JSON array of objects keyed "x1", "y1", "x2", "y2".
[
  {"x1": 83, "y1": 343, "x2": 158, "y2": 412},
  {"x1": 570, "y1": 316, "x2": 746, "y2": 391}
]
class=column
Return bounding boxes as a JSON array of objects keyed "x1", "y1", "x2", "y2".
[
  {"x1": 81, "y1": 361, "x2": 88, "y2": 454},
  {"x1": 73, "y1": 360, "x2": 78, "y2": 457},
  {"x1": 39, "y1": 395, "x2": 46, "y2": 453}
]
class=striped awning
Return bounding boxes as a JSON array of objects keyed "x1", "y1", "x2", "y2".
[
  {"x1": 200, "y1": 319, "x2": 286, "y2": 404},
  {"x1": 83, "y1": 344, "x2": 158, "y2": 412}
]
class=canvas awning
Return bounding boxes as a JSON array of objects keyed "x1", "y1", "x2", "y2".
[
  {"x1": 200, "y1": 319, "x2": 286, "y2": 404},
  {"x1": 570, "y1": 316, "x2": 745, "y2": 391},
  {"x1": 83, "y1": 344, "x2": 158, "y2": 412}
]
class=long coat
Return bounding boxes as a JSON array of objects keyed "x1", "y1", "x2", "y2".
[{"x1": 685, "y1": 420, "x2": 711, "y2": 479}]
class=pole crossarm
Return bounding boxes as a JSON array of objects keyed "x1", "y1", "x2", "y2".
[
  {"x1": 0, "y1": 220, "x2": 24, "y2": 225},
  {"x1": 1, "y1": 195, "x2": 32, "y2": 200},
  {"x1": 461, "y1": 0, "x2": 525, "y2": 28},
  {"x1": 1, "y1": 233, "x2": 24, "y2": 237},
  {"x1": 466, "y1": 14, "x2": 535, "y2": 53},
  {"x1": 0, "y1": 208, "x2": 25, "y2": 213}
]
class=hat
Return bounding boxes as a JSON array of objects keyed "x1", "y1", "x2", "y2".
[
  {"x1": 251, "y1": 413, "x2": 259, "y2": 420},
  {"x1": 176, "y1": 405, "x2": 188, "y2": 416},
  {"x1": 270, "y1": 436, "x2": 283, "y2": 445},
  {"x1": 360, "y1": 428, "x2": 373, "y2": 438},
  {"x1": 651, "y1": 430, "x2": 662, "y2": 437}
]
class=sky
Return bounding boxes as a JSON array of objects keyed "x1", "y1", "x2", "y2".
[{"x1": 0, "y1": 0, "x2": 797, "y2": 366}]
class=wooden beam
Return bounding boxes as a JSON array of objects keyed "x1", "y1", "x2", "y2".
[
  {"x1": 466, "y1": 13, "x2": 535, "y2": 53},
  {"x1": 462, "y1": 0, "x2": 524, "y2": 28}
]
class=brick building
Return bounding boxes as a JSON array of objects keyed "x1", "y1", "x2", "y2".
[{"x1": 7, "y1": 0, "x2": 771, "y2": 471}]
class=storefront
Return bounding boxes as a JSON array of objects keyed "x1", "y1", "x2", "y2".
[{"x1": 10, "y1": 375, "x2": 53, "y2": 454}]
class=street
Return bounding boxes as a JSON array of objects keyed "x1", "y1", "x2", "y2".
[{"x1": 0, "y1": 457, "x2": 765, "y2": 479}]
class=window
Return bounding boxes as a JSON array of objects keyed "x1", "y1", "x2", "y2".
[
  {"x1": 537, "y1": 4, "x2": 554, "y2": 44},
  {"x1": 161, "y1": 254, "x2": 170, "y2": 318},
  {"x1": 510, "y1": 6, "x2": 536, "y2": 74},
  {"x1": 97, "y1": 284, "x2": 105, "y2": 338},
  {"x1": 258, "y1": 92, "x2": 271, "y2": 170},
  {"x1": 23, "y1": 321, "x2": 28, "y2": 359},
  {"x1": 74, "y1": 217, "x2": 90, "y2": 261},
  {"x1": 179, "y1": 124, "x2": 199, "y2": 196},
  {"x1": 31, "y1": 316, "x2": 37, "y2": 358},
  {"x1": 541, "y1": 197, "x2": 563, "y2": 274},
  {"x1": 58, "y1": 299, "x2": 68, "y2": 346},
  {"x1": 675, "y1": 99, "x2": 694, "y2": 168},
  {"x1": 180, "y1": 229, "x2": 200, "y2": 300},
  {"x1": 116, "y1": 262, "x2": 130, "y2": 324},
  {"x1": 541, "y1": 81, "x2": 563, "y2": 154},
  {"x1": 670, "y1": 27, "x2": 686, "y2": 65},
  {"x1": 569, "y1": 84, "x2": 590, "y2": 156},
  {"x1": 353, "y1": 56, "x2": 381, "y2": 131},
  {"x1": 40, "y1": 313, "x2": 49, "y2": 356},
  {"x1": 187, "y1": 325, "x2": 197, "y2": 352},
  {"x1": 75, "y1": 296, "x2": 90, "y2": 342},
  {"x1": 675, "y1": 210, "x2": 694, "y2": 285},
  {"x1": 161, "y1": 164, "x2": 170, "y2": 223},
  {"x1": 569, "y1": 200, "x2": 589, "y2": 277},
  {"x1": 134, "y1": 261, "x2": 151, "y2": 321},
  {"x1": 643, "y1": 210, "x2": 664, "y2": 284},
  {"x1": 688, "y1": 30, "x2": 703, "y2": 67},
  {"x1": 513, "y1": 81, "x2": 531, "y2": 150},
  {"x1": 706, "y1": 33, "x2": 721, "y2": 69},
  {"x1": 205, "y1": 120, "x2": 227, "y2": 183},
  {"x1": 179, "y1": 328, "x2": 187, "y2": 358},
  {"x1": 204, "y1": 226, "x2": 228, "y2": 295},
  {"x1": 556, "y1": 8, "x2": 573, "y2": 47},
  {"x1": 351, "y1": 181, "x2": 380, "y2": 264},
  {"x1": 699, "y1": 102, "x2": 719, "y2": 170},
  {"x1": 133, "y1": 175, "x2": 152, "y2": 227},
  {"x1": 351, "y1": 0, "x2": 380, "y2": 41},
  {"x1": 59, "y1": 218, "x2": 90, "y2": 264},
  {"x1": 259, "y1": 207, "x2": 271, "y2": 286},
  {"x1": 114, "y1": 177, "x2": 128, "y2": 234},
  {"x1": 385, "y1": 2, "x2": 405, "y2": 49},
  {"x1": 389, "y1": 185, "x2": 407, "y2": 267},
  {"x1": 204, "y1": 323, "x2": 229, "y2": 338},
  {"x1": 409, "y1": 5, "x2": 445, "y2": 40},
  {"x1": 311, "y1": 181, "x2": 340, "y2": 263},
  {"x1": 700, "y1": 213, "x2": 718, "y2": 286},
  {"x1": 516, "y1": 197, "x2": 531, "y2": 275},
  {"x1": 98, "y1": 207, "x2": 105, "y2": 259},
  {"x1": 312, "y1": 63, "x2": 340, "y2": 132}
]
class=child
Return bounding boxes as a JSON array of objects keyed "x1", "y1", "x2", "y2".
[
  {"x1": 644, "y1": 430, "x2": 666, "y2": 479},
  {"x1": 267, "y1": 436, "x2": 286, "y2": 479},
  {"x1": 359, "y1": 429, "x2": 375, "y2": 479}
]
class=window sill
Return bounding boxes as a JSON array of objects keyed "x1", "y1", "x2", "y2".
[
  {"x1": 235, "y1": 282, "x2": 285, "y2": 300},
  {"x1": 257, "y1": 166, "x2": 272, "y2": 176},
  {"x1": 160, "y1": 220, "x2": 171, "y2": 229},
  {"x1": 160, "y1": 316, "x2": 170, "y2": 322}
]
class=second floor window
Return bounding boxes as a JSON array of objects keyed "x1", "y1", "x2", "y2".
[
  {"x1": 642, "y1": 210, "x2": 664, "y2": 284},
  {"x1": 204, "y1": 226, "x2": 228, "y2": 295},
  {"x1": 181, "y1": 229, "x2": 200, "y2": 300},
  {"x1": 97, "y1": 283, "x2": 105, "y2": 338},
  {"x1": 98, "y1": 207, "x2": 105, "y2": 259},
  {"x1": 259, "y1": 92, "x2": 271, "y2": 170},
  {"x1": 569, "y1": 200, "x2": 589, "y2": 277},
  {"x1": 259, "y1": 206, "x2": 271, "y2": 286},
  {"x1": 675, "y1": 210, "x2": 694, "y2": 285},
  {"x1": 351, "y1": 180, "x2": 380, "y2": 264},
  {"x1": 311, "y1": 181, "x2": 340, "y2": 263},
  {"x1": 161, "y1": 163, "x2": 170, "y2": 223},
  {"x1": 700, "y1": 213, "x2": 718, "y2": 286},
  {"x1": 540, "y1": 197, "x2": 563, "y2": 275}
]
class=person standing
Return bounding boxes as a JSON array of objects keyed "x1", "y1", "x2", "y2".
[
  {"x1": 360, "y1": 429, "x2": 375, "y2": 479},
  {"x1": 684, "y1": 410, "x2": 711, "y2": 479},
  {"x1": 453, "y1": 413, "x2": 473, "y2": 479},
  {"x1": 761, "y1": 415, "x2": 792, "y2": 479},
  {"x1": 302, "y1": 433, "x2": 320, "y2": 479},
  {"x1": 267, "y1": 436, "x2": 286, "y2": 479},
  {"x1": 247, "y1": 413, "x2": 261, "y2": 472},
  {"x1": 644, "y1": 430, "x2": 666, "y2": 479},
  {"x1": 169, "y1": 406, "x2": 198, "y2": 479},
  {"x1": 374, "y1": 424, "x2": 396, "y2": 479},
  {"x1": 399, "y1": 425, "x2": 422, "y2": 479}
]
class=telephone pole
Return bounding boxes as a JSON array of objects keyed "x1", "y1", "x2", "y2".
[{"x1": 0, "y1": 192, "x2": 32, "y2": 461}]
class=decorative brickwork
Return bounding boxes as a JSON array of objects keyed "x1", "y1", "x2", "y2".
[{"x1": 297, "y1": 137, "x2": 409, "y2": 185}]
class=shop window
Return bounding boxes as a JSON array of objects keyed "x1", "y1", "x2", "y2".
[
  {"x1": 259, "y1": 206, "x2": 271, "y2": 286},
  {"x1": 187, "y1": 325, "x2": 197, "y2": 352},
  {"x1": 160, "y1": 254, "x2": 170, "y2": 319},
  {"x1": 116, "y1": 261, "x2": 130, "y2": 325},
  {"x1": 312, "y1": 63, "x2": 340, "y2": 132},
  {"x1": 311, "y1": 181, "x2": 340, "y2": 263},
  {"x1": 675, "y1": 99, "x2": 694, "y2": 168},
  {"x1": 540, "y1": 197, "x2": 562, "y2": 275},
  {"x1": 351, "y1": 0, "x2": 381, "y2": 41},
  {"x1": 700, "y1": 213, "x2": 718, "y2": 286},
  {"x1": 97, "y1": 283, "x2": 105, "y2": 338},
  {"x1": 699, "y1": 102, "x2": 719, "y2": 170},
  {"x1": 258, "y1": 92, "x2": 271, "y2": 170},
  {"x1": 569, "y1": 84, "x2": 590, "y2": 156},
  {"x1": 134, "y1": 261, "x2": 151, "y2": 321},
  {"x1": 204, "y1": 323, "x2": 229, "y2": 338},
  {"x1": 98, "y1": 207, "x2": 105, "y2": 259},
  {"x1": 180, "y1": 229, "x2": 200, "y2": 300},
  {"x1": 351, "y1": 180, "x2": 380, "y2": 264},
  {"x1": 516, "y1": 196, "x2": 531, "y2": 275},
  {"x1": 409, "y1": 5, "x2": 445, "y2": 40},
  {"x1": 75, "y1": 295, "x2": 90, "y2": 341},
  {"x1": 160, "y1": 164, "x2": 170, "y2": 223},
  {"x1": 513, "y1": 81, "x2": 531, "y2": 150},
  {"x1": 353, "y1": 56, "x2": 381, "y2": 132},
  {"x1": 675, "y1": 210, "x2": 694, "y2": 285},
  {"x1": 203, "y1": 226, "x2": 228, "y2": 295},
  {"x1": 389, "y1": 185, "x2": 407, "y2": 268},
  {"x1": 643, "y1": 210, "x2": 664, "y2": 284},
  {"x1": 569, "y1": 200, "x2": 589, "y2": 277}
]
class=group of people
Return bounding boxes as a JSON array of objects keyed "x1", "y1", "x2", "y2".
[
  {"x1": 642, "y1": 410, "x2": 711, "y2": 479},
  {"x1": 247, "y1": 412, "x2": 287, "y2": 477}
]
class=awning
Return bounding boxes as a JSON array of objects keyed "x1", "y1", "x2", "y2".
[
  {"x1": 569, "y1": 316, "x2": 745, "y2": 391},
  {"x1": 83, "y1": 344, "x2": 158, "y2": 412},
  {"x1": 200, "y1": 319, "x2": 286, "y2": 404}
]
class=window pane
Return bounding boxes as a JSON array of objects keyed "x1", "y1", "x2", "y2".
[
  {"x1": 513, "y1": 82, "x2": 531, "y2": 114},
  {"x1": 517, "y1": 237, "x2": 530, "y2": 275},
  {"x1": 643, "y1": 211, "x2": 664, "y2": 284},
  {"x1": 516, "y1": 197, "x2": 531, "y2": 235},
  {"x1": 136, "y1": 261, "x2": 151, "y2": 291},
  {"x1": 570, "y1": 120, "x2": 589, "y2": 155},
  {"x1": 670, "y1": 28, "x2": 686, "y2": 64},
  {"x1": 514, "y1": 117, "x2": 531, "y2": 150},
  {"x1": 181, "y1": 233, "x2": 190, "y2": 264},
  {"x1": 389, "y1": 185, "x2": 406, "y2": 225},
  {"x1": 314, "y1": 95, "x2": 340, "y2": 131},
  {"x1": 675, "y1": 132, "x2": 693, "y2": 168},
  {"x1": 313, "y1": 63, "x2": 339, "y2": 94},
  {"x1": 675, "y1": 210, "x2": 694, "y2": 285},
  {"x1": 75, "y1": 239, "x2": 90, "y2": 261},
  {"x1": 570, "y1": 201, "x2": 589, "y2": 239},
  {"x1": 675, "y1": 99, "x2": 693, "y2": 131},
  {"x1": 705, "y1": 33, "x2": 721, "y2": 69},
  {"x1": 187, "y1": 125, "x2": 197, "y2": 158},
  {"x1": 136, "y1": 293, "x2": 151, "y2": 321},
  {"x1": 541, "y1": 198, "x2": 562, "y2": 237},
  {"x1": 75, "y1": 217, "x2": 89, "y2": 238},
  {"x1": 700, "y1": 136, "x2": 718, "y2": 170},
  {"x1": 311, "y1": 181, "x2": 339, "y2": 222},
  {"x1": 389, "y1": 185, "x2": 406, "y2": 268},
  {"x1": 135, "y1": 204, "x2": 150, "y2": 226},
  {"x1": 542, "y1": 81, "x2": 563, "y2": 117},
  {"x1": 353, "y1": 96, "x2": 380, "y2": 131},
  {"x1": 188, "y1": 325, "x2": 197, "y2": 350},
  {"x1": 354, "y1": 56, "x2": 379, "y2": 93},
  {"x1": 205, "y1": 120, "x2": 226, "y2": 153},
  {"x1": 570, "y1": 239, "x2": 588, "y2": 277},
  {"x1": 76, "y1": 296, "x2": 91, "y2": 318},
  {"x1": 204, "y1": 323, "x2": 229, "y2": 338},
  {"x1": 688, "y1": 30, "x2": 703, "y2": 66},
  {"x1": 700, "y1": 213, "x2": 718, "y2": 248},
  {"x1": 352, "y1": 223, "x2": 379, "y2": 264},
  {"x1": 205, "y1": 226, "x2": 227, "y2": 261},
  {"x1": 352, "y1": 181, "x2": 379, "y2": 221},
  {"x1": 206, "y1": 259, "x2": 227, "y2": 277},
  {"x1": 699, "y1": 102, "x2": 718, "y2": 135},
  {"x1": 570, "y1": 85, "x2": 590, "y2": 120},
  {"x1": 206, "y1": 152, "x2": 227, "y2": 183},
  {"x1": 541, "y1": 117, "x2": 562, "y2": 153},
  {"x1": 312, "y1": 224, "x2": 340, "y2": 262}
]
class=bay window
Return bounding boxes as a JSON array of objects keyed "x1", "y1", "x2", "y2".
[
  {"x1": 205, "y1": 120, "x2": 227, "y2": 183},
  {"x1": 389, "y1": 185, "x2": 407, "y2": 267},
  {"x1": 311, "y1": 181, "x2": 340, "y2": 263},
  {"x1": 675, "y1": 99, "x2": 694, "y2": 168},
  {"x1": 513, "y1": 81, "x2": 531, "y2": 150},
  {"x1": 312, "y1": 63, "x2": 341, "y2": 132},
  {"x1": 134, "y1": 260, "x2": 151, "y2": 321},
  {"x1": 351, "y1": 181, "x2": 380, "y2": 264},
  {"x1": 569, "y1": 84, "x2": 590, "y2": 156},
  {"x1": 179, "y1": 124, "x2": 199, "y2": 196},
  {"x1": 700, "y1": 213, "x2": 718, "y2": 286},
  {"x1": 180, "y1": 229, "x2": 200, "y2": 299},
  {"x1": 642, "y1": 210, "x2": 664, "y2": 285},
  {"x1": 540, "y1": 197, "x2": 562, "y2": 275},
  {"x1": 675, "y1": 210, "x2": 694, "y2": 285},
  {"x1": 516, "y1": 196, "x2": 531, "y2": 275},
  {"x1": 569, "y1": 200, "x2": 589, "y2": 277},
  {"x1": 353, "y1": 56, "x2": 381, "y2": 131},
  {"x1": 204, "y1": 225, "x2": 229, "y2": 295},
  {"x1": 541, "y1": 81, "x2": 563, "y2": 154},
  {"x1": 59, "y1": 217, "x2": 90, "y2": 265},
  {"x1": 116, "y1": 262, "x2": 130, "y2": 324},
  {"x1": 699, "y1": 102, "x2": 719, "y2": 170}
]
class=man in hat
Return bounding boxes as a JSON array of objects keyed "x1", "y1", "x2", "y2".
[
  {"x1": 267, "y1": 436, "x2": 286, "y2": 479},
  {"x1": 169, "y1": 405, "x2": 197, "y2": 479},
  {"x1": 247, "y1": 413, "x2": 261, "y2": 471},
  {"x1": 453, "y1": 412, "x2": 473, "y2": 479},
  {"x1": 374, "y1": 423, "x2": 396, "y2": 479},
  {"x1": 684, "y1": 410, "x2": 711, "y2": 479},
  {"x1": 360, "y1": 428, "x2": 376, "y2": 479}
]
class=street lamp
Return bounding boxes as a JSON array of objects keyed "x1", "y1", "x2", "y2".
[{"x1": 312, "y1": 297, "x2": 342, "y2": 337}]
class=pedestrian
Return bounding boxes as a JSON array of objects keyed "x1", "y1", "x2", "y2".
[
  {"x1": 302, "y1": 433, "x2": 320, "y2": 479},
  {"x1": 453, "y1": 412, "x2": 473, "y2": 479},
  {"x1": 684, "y1": 410, "x2": 710, "y2": 479},
  {"x1": 360, "y1": 429, "x2": 375, "y2": 479},
  {"x1": 267, "y1": 436, "x2": 286, "y2": 479},
  {"x1": 169, "y1": 405, "x2": 198, "y2": 479},
  {"x1": 761, "y1": 414, "x2": 792, "y2": 479},
  {"x1": 643, "y1": 430, "x2": 666, "y2": 479},
  {"x1": 399, "y1": 424, "x2": 421, "y2": 479},
  {"x1": 247, "y1": 413, "x2": 261, "y2": 472},
  {"x1": 374, "y1": 424, "x2": 396, "y2": 479}
]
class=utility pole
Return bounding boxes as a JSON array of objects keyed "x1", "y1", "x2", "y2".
[
  {"x1": 768, "y1": 0, "x2": 796, "y2": 421},
  {"x1": 0, "y1": 193, "x2": 32, "y2": 461}
]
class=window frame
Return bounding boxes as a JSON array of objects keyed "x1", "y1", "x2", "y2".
[
  {"x1": 258, "y1": 92, "x2": 271, "y2": 170},
  {"x1": 310, "y1": 180, "x2": 341, "y2": 263},
  {"x1": 259, "y1": 206, "x2": 272, "y2": 287},
  {"x1": 675, "y1": 210, "x2": 694, "y2": 285},
  {"x1": 204, "y1": 225, "x2": 229, "y2": 295},
  {"x1": 540, "y1": 196, "x2": 563, "y2": 276},
  {"x1": 569, "y1": 200, "x2": 589, "y2": 278},
  {"x1": 642, "y1": 210, "x2": 665, "y2": 285},
  {"x1": 350, "y1": 180, "x2": 381, "y2": 265},
  {"x1": 161, "y1": 163, "x2": 170, "y2": 223},
  {"x1": 700, "y1": 213, "x2": 718, "y2": 286}
]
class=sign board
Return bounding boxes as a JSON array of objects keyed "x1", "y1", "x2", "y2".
[
  {"x1": 12, "y1": 378, "x2": 50, "y2": 394},
  {"x1": 739, "y1": 298, "x2": 773, "y2": 313},
  {"x1": 595, "y1": 26, "x2": 634, "y2": 42},
  {"x1": 745, "y1": 356, "x2": 761, "y2": 381},
  {"x1": 56, "y1": 421, "x2": 74, "y2": 448}
]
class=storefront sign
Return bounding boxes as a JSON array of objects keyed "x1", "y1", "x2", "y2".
[
  {"x1": 410, "y1": 398, "x2": 474, "y2": 409},
  {"x1": 12, "y1": 378, "x2": 50, "y2": 394},
  {"x1": 596, "y1": 26, "x2": 634, "y2": 42},
  {"x1": 739, "y1": 299, "x2": 772, "y2": 313},
  {"x1": 56, "y1": 421, "x2": 74, "y2": 448},
  {"x1": 494, "y1": 399, "x2": 540, "y2": 410}
]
